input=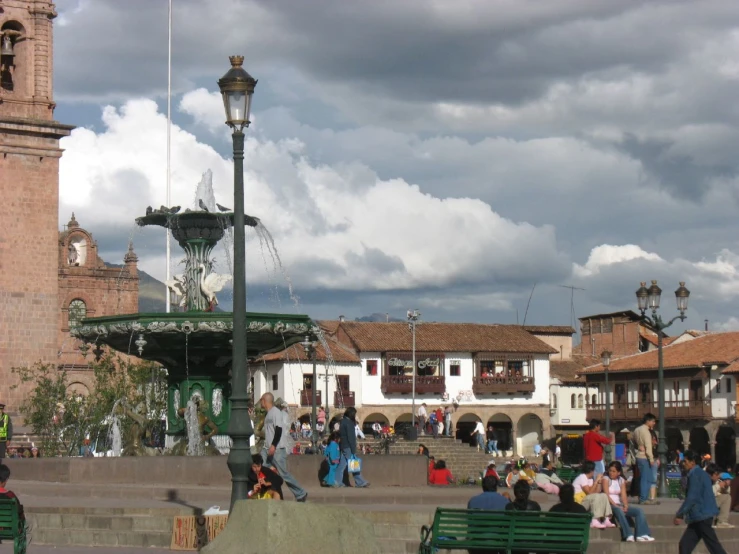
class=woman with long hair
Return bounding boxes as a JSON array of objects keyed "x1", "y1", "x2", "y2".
[
  {"x1": 573, "y1": 460, "x2": 615, "y2": 529},
  {"x1": 505, "y1": 480, "x2": 541, "y2": 511},
  {"x1": 604, "y1": 461, "x2": 654, "y2": 542},
  {"x1": 428, "y1": 460, "x2": 454, "y2": 485},
  {"x1": 334, "y1": 407, "x2": 370, "y2": 488}
]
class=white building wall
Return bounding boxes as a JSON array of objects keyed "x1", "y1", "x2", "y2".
[
  {"x1": 710, "y1": 368, "x2": 735, "y2": 419},
  {"x1": 276, "y1": 359, "x2": 363, "y2": 412},
  {"x1": 549, "y1": 384, "x2": 591, "y2": 426}
]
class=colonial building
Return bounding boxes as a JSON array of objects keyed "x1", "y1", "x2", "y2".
[
  {"x1": 549, "y1": 358, "x2": 596, "y2": 433},
  {"x1": 254, "y1": 320, "x2": 557, "y2": 456},
  {"x1": 57, "y1": 214, "x2": 139, "y2": 393},
  {"x1": 0, "y1": 1, "x2": 74, "y2": 406},
  {"x1": 573, "y1": 310, "x2": 664, "y2": 358},
  {"x1": 581, "y1": 331, "x2": 739, "y2": 470}
]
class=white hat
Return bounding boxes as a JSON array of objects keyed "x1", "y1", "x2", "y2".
[{"x1": 488, "y1": 460, "x2": 496, "y2": 466}]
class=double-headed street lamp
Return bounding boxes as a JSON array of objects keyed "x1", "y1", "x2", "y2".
[
  {"x1": 407, "y1": 309, "x2": 421, "y2": 437},
  {"x1": 601, "y1": 350, "x2": 612, "y2": 463},
  {"x1": 218, "y1": 55, "x2": 257, "y2": 510},
  {"x1": 301, "y1": 335, "x2": 319, "y2": 453},
  {"x1": 635, "y1": 280, "x2": 690, "y2": 498}
]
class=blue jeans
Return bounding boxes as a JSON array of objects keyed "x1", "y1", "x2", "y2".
[
  {"x1": 476, "y1": 434, "x2": 485, "y2": 450},
  {"x1": 637, "y1": 458, "x2": 652, "y2": 503},
  {"x1": 487, "y1": 440, "x2": 499, "y2": 454},
  {"x1": 262, "y1": 446, "x2": 307, "y2": 500},
  {"x1": 335, "y1": 447, "x2": 368, "y2": 487},
  {"x1": 593, "y1": 459, "x2": 605, "y2": 477},
  {"x1": 612, "y1": 505, "x2": 651, "y2": 539},
  {"x1": 445, "y1": 417, "x2": 452, "y2": 436}
]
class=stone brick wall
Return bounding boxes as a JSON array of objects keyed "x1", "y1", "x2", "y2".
[{"x1": 0, "y1": 1, "x2": 73, "y2": 409}]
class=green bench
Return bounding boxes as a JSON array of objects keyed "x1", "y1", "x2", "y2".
[
  {"x1": 0, "y1": 498, "x2": 27, "y2": 554},
  {"x1": 419, "y1": 508, "x2": 591, "y2": 554},
  {"x1": 555, "y1": 467, "x2": 579, "y2": 483}
]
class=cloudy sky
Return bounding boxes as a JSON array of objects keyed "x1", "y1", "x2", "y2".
[{"x1": 54, "y1": 0, "x2": 739, "y2": 340}]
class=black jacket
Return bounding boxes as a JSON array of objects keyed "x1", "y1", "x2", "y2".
[
  {"x1": 339, "y1": 415, "x2": 356, "y2": 455},
  {"x1": 247, "y1": 465, "x2": 284, "y2": 495}
]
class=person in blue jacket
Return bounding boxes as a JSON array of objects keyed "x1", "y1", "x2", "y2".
[
  {"x1": 674, "y1": 450, "x2": 727, "y2": 554},
  {"x1": 323, "y1": 431, "x2": 341, "y2": 486}
]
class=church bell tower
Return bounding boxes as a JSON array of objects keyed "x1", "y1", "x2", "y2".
[{"x1": 0, "y1": 1, "x2": 74, "y2": 406}]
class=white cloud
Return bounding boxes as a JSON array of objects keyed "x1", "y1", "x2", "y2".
[
  {"x1": 60, "y1": 97, "x2": 569, "y2": 292},
  {"x1": 574, "y1": 244, "x2": 663, "y2": 277}
]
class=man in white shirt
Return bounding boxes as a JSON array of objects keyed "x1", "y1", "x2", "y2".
[
  {"x1": 417, "y1": 404, "x2": 428, "y2": 435},
  {"x1": 471, "y1": 419, "x2": 486, "y2": 451}
]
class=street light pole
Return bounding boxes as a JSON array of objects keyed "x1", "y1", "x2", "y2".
[
  {"x1": 635, "y1": 280, "x2": 690, "y2": 498},
  {"x1": 301, "y1": 335, "x2": 318, "y2": 453},
  {"x1": 407, "y1": 310, "x2": 420, "y2": 436},
  {"x1": 218, "y1": 56, "x2": 257, "y2": 511},
  {"x1": 601, "y1": 350, "x2": 612, "y2": 463}
]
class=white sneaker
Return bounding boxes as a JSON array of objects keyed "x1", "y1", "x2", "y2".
[
  {"x1": 626, "y1": 536, "x2": 635, "y2": 542},
  {"x1": 637, "y1": 536, "x2": 655, "y2": 542}
]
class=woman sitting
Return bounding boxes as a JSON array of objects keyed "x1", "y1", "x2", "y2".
[
  {"x1": 429, "y1": 460, "x2": 455, "y2": 485},
  {"x1": 506, "y1": 466, "x2": 521, "y2": 488},
  {"x1": 248, "y1": 454, "x2": 283, "y2": 500},
  {"x1": 505, "y1": 480, "x2": 541, "y2": 511},
  {"x1": 572, "y1": 460, "x2": 615, "y2": 529},
  {"x1": 323, "y1": 432, "x2": 341, "y2": 487},
  {"x1": 535, "y1": 460, "x2": 564, "y2": 495},
  {"x1": 550, "y1": 484, "x2": 588, "y2": 514},
  {"x1": 604, "y1": 461, "x2": 654, "y2": 542}
]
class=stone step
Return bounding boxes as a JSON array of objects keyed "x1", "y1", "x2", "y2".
[{"x1": 32, "y1": 527, "x2": 172, "y2": 548}]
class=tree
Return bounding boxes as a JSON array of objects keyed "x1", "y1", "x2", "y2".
[{"x1": 12, "y1": 353, "x2": 167, "y2": 457}]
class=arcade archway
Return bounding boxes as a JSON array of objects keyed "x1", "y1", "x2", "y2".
[
  {"x1": 487, "y1": 413, "x2": 513, "y2": 452},
  {"x1": 517, "y1": 413, "x2": 544, "y2": 457},
  {"x1": 715, "y1": 426, "x2": 736, "y2": 471}
]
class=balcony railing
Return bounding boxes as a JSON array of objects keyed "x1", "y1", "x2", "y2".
[
  {"x1": 299, "y1": 389, "x2": 321, "y2": 407},
  {"x1": 381, "y1": 375, "x2": 446, "y2": 394},
  {"x1": 334, "y1": 390, "x2": 355, "y2": 408},
  {"x1": 587, "y1": 399, "x2": 711, "y2": 421},
  {"x1": 472, "y1": 375, "x2": 535, "y2": 394}
]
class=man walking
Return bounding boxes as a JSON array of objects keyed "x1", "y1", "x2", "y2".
[
  {"x1": 583, "y1": 419, "x2": 613, "y2": 477},
  {"x1": 634, "y1": 413, "x2": 658, "y2": 505},
  {"x1": 471, "y1": 419, "x2": 486, "y2": 451},
  {"x1": 444, "y1": 405, "x2": 453, "y2": 437},
  {"x1": 0, "y1": 404, "x2": 12, "y2": 459},
  {"x1": 675, "y1": 450, "x2": 727, "y2": 554},
  {"x1": 486, "y1": 425, "x2": 499, "y2": 455},
  {"x1": 259, "y1": 393, "x2": 308, "y2": 502},
  {"x1": 417, "y1": 403, "x2": 427, "y2": 435}
]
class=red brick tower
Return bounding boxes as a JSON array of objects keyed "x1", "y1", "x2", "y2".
[{"x1": 0, "y1": 1, "x2": 74, "y2": 406}]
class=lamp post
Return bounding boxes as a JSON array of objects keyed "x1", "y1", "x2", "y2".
[
  {"x1": 635, "y1": 280, "x2": 690, "y2": 498},
  {"x1": 407, "y1": 310, "x2": 421, "y2": 436},
  {"x1": 301, "y1": 335, "x2": 318, "y2": 453},
  {"x1": 601, "y1": 350, "x2": 612, "y2": 463},
  {"x1": 218, "y1": 55, "x2": 257, "y2": 511}
]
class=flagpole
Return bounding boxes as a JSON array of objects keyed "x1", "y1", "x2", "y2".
[{"x1": 165, "y1": 0, "x2": 173, "y2": 313}]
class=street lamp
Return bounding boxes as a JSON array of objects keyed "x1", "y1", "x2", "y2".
[
  {"x1": 301, "y1": 335, "x2": 319, "y2": 454},
  {"x1": 635, "y1": 280, "x2": 690, "y2": 498},
  {"x1": 601, "y1": 350, "x2": 612, "y2": 463},
  {"x1": 218, "y1": 55, "x2": 257, "y2": 511},
  {"x1": 407, "y1": 310, "x2": 421, "y2": 437}
]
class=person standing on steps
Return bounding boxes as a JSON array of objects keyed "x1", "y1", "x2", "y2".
[
  {"x1": 675, "y1": 450, "x2": 727, "y2": 554},
  {"x1": 335, "y1": 407, "x2": 370, "y2": 488},
  {"x1": 0, "y1": 404, "x2": 12, "y2": 460},
  {"x1": 471, "y1": 418, "x2": 486, "y2": 451},
  {"x1": 444, "y1": 405, "x2": 453, "y2": 437},
  {"x1": 417, "y1": 403, "x2": 428, "y2": 436},
  {"x1": 583, "y1": 419, "x2": 613, "y2": 478},
  {"x1": 634, "y1": 413, "x2": 659, "y2": 505},
  {"x1": 259, "y1": 393, "x2": 308, "y2": 502}
]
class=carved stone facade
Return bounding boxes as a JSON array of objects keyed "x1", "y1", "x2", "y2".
[
  {"x1": 0, "y1": 1, "x2": 74, "y2": 407},
  {"x1": 58, "y1": 214, "x2": 139, "y2": 394}
]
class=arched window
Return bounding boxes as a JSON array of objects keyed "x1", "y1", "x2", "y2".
[
  {"x1": 570, "y1": 394, "x2": 576, "y2": 409},
  {"x1": 552, "y1": 395, "x2": 558, "y2": 409},
  {"x1": 68, "y1": 299, "x2": 86, "y2": 328},
  {"x1": 591, "y1": 394, "x2": 597, "y2": 407},
  {"x1": 577, "y1": 394, "x2": 584, "y2": 409}
]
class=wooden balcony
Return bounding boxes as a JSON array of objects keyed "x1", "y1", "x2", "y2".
[
  {"x1": 334, "y1": 390, "x2": 355, "y2": 408},
  {"x1": 472, "y1": 375, "x2": 535, "y2": 395},
  {"x1": 587, "y1": 399, "x2": 711, "y2": 421},
  {"x1": 299, "y1": 389, "x2": 321, "y2": 407},
  {"x1": 381, "y1": 375, "x2": 446, "y2": 395}
]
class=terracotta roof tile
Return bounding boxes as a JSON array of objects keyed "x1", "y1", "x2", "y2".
[
  {"x1": 550, "y1": 358, "x2": 594, "y2": 384},
  {"x1": 317, "y1": 320, "x2": 341, "y2": 336},
  {"x1": 258, "y1": 334, "x2": 360, "y2": 363},
  {"x1": 581, "y1": 331, "x2": 739, "y2": 374},
  {"x1": 524, "y1": 325, "x2": 576, "y2": 335},
  {"x1": 337, "y1": 322, "x2": 557, "y2": 354},
  {"x1": 722, "y1": 360, "x2": 739, "y2": 374}
]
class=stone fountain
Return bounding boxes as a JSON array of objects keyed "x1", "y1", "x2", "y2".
[{"x1": 71, "y1": 197, "x2": 314, "y2": 452}]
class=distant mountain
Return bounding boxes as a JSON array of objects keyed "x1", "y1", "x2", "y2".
[{"x1": 354, "y1": 312, "x2": 404, "y2": 322}]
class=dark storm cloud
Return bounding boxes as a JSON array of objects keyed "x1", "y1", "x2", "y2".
[{"x1": 619, "y1": 134, "x2": 737, "y2": 201}]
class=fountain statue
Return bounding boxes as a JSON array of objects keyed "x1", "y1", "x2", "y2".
[{"x1": 71, "y1": 171, "x2": 315, "y2": 453}]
